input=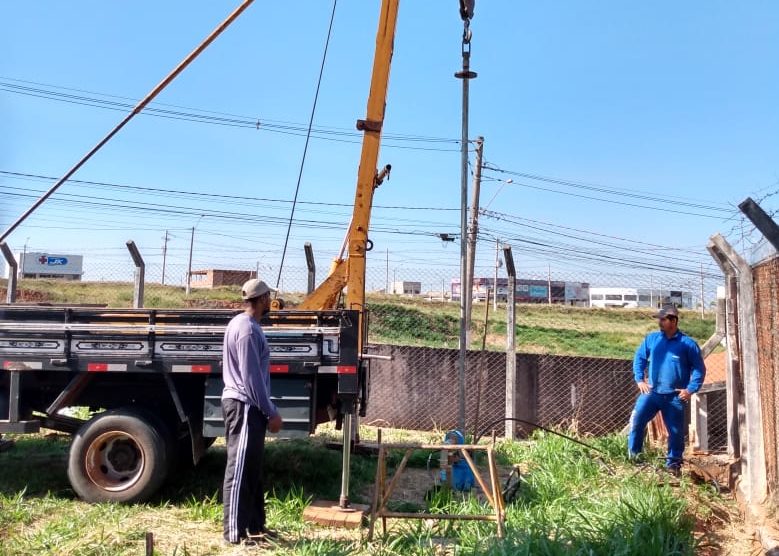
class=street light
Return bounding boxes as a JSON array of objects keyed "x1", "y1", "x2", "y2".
[{"x1": 483, "y1": 177, "x2": 513, "y2": 210}]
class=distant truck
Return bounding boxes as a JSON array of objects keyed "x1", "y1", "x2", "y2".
[{"x1": 0, "y1": 305, "x2": 365, "y2": 503}]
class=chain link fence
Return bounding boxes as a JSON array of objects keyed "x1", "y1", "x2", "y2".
[{"x1": 2, "y1": 247, "x2": 726, "y2": 448}]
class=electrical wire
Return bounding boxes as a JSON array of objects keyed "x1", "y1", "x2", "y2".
[
  {"x1": 482, "y1": 163, "x2": 734, "y2": 213},
  {"x1": 0, "y1": 170, "x2": 460, "y2": 212},
  {"x1": 0, "y1": 78, "x2": 461, "y2": 152},
  {"x1": 481, "y1": 174, "x2": 731, "y2": 220},
  {"x1": 279, "y1": 0, "x2": 334, "y2": 289}
]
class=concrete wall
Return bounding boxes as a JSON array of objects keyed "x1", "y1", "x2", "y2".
[{"x1": 364, "y1": 344, "x2": 635, "y2": 437}]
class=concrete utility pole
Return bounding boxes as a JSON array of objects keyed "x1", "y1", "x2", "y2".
[
  {"x1": 699, "y1": 262, "x2": 705, "y2": 319},
  {"x1": 493, "y1": 237, "x2": 499, "y2": 310},
  {"x1": 649, "y1": 275, "x2": 654, "y2": 308},
  {"x1": 503, "y1": 244, "x2": 516, "y2": 439},
  {"x1": 547, "y1": 264, "x2": 552, "y2": 305},
  {"x1": 185, "y1": 226, "x2": 195, "y2": 295},
  {"x1": 20, "y1": 237, "x2": 29, "y2": 280},
  {"x1": 465, "y1": 136, "x2": 484, "y2": 333},
  {"x1": 161, "y1": 230, "x2": 169, "y2": 286}
]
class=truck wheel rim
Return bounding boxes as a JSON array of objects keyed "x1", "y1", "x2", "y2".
[{"x1": 85, "y1": 430, "x2": 145, "y2": 492}]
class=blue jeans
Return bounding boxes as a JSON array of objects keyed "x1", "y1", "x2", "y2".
[{"x1": 628, "y1": 391, "x2": 686, "y2": 468}]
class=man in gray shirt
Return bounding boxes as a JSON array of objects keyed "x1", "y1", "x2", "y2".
[{"x1": 222, "y1": 278, "x2": 283, "y2": 545}]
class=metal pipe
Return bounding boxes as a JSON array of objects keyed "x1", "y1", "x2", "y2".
[
  {"x1": 455, "y1": 17, "x2": 477, "y2": 435},
  {"x1": 0, "y1": 0, "x2": 256, "y2": 243},
  {"x1": 339, "y1": 412, "x2": 353, "y2": 508},
  {"x1": 0, "y1": 242, "x2": 18, "y2": 303}
]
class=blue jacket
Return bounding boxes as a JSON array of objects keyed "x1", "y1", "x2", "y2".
[{"x1": 633, "y1": 330, "x2": 706, "y2": 394}]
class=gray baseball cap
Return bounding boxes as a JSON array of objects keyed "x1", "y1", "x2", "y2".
[
  {"x1": 241, "y1": 278, "x2": 276, "y2": 300},
  {"x1": 652, "y1": 304, "x2": 679, "y2": 319}
]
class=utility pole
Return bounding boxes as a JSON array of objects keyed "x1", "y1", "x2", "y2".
[
  {"x1": 649, "y1": 275, "x2": 654, "y2": 308},
  {"x1": 465, "y1": 136, "x2": 484, "y2": 332},
  {"x1": 386, "y1": 248, "x2": 389, "y2": 294},
  {"x1": 547, "y1": 263, "x2": 552, "y2": 305},
  {"x1": 185, "y1": 226, "x2": 195, "y2": 295},
  {"x1": 493, "y1": 237, "x2": 499, "y2": 310},
  {"x1": 503, "y1": 244, "x2": 516, "y2": 440},
  {"x1": 161, "y1": 230, "x2": 169, "y2": 285},
  {"x1": 20, "y1": 237, "x2": 29, "y2": 280},
  {"x1": 700, "y1": 262, "x2": 705, "y2": 319}
]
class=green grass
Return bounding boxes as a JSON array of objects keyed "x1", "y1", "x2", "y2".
[
  {"x1": 368, "y1": 299, "x2": 715, "y2": 358},
  {"x1": 0, "y1": 428, "x2": 738, "y2": 555},
  {"x1": 2, "y1": 278, "x2": 715, "y2": 358}
]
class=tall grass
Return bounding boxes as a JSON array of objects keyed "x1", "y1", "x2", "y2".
[{"x1": 0, "y1": 429, "x2": 730, "y2": 555}]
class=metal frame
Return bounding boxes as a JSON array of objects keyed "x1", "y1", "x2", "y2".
[{"x1": 368, "y1": 433, "x2": 506, "y2": 540}]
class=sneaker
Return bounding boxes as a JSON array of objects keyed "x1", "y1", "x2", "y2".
[
  {"x1": 222, "y1": 537, "x2": 263, "y2": 547},
  {"x1": 247, "y1": 528, "x2": 279, "y2": 542}
]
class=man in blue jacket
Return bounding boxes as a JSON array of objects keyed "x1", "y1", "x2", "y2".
[{"x1": 628, "y1": 305, "x2": 706, "y2": 474}]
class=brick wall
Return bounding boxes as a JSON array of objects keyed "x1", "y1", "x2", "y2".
[{"x1": 753, "y1": 255, "x2": 779, "y2": 503}]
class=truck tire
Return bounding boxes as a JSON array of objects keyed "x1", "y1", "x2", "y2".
[{"x1": 67, "y1": 408, "x2": 172, "y2": 503}]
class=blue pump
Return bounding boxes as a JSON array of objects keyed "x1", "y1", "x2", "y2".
[{"x1": 438, "y1": 430, "x2": 475, "y2": 491}]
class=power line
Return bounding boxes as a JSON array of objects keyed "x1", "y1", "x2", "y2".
[
  {"x1": 0, "y1": 78, "x2": 461, "y2": 152},
  {"x1": 482, "y1": 163, "x2": 734, "y2": 213},
  {"x1": 481, "y1": 209, "x2": 712, "y2": 266},
  {"x1": 481, "y1": 174, "x2": 730, "y2": 220},
  {"x1": 0, "y1": 170, "x2": 459, "y2": 211}
]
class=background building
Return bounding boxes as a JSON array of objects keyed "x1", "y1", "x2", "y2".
[
  {"x1": 589, "y1": 287, "x2": 692, "y2": 308},
  {"x1": 451, "y1": 277, "x2": 590, "y2": 305},
  {"x1": 391, "y1": 280, "x2": 421, "y2": 295},
  {"x1": 189, "y1": 269, "x2": 256, "y2": 289}
]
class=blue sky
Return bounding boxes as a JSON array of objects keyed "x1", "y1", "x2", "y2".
[{"x1": 1, "y1": 1, "x2": 777, "y2": 292}]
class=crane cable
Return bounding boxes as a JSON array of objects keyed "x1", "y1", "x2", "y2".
[{"x1": 275, "y1": 0, "x2": 338, "y2": 291}]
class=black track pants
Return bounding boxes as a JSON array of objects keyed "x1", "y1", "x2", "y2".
[{"x1": 222, "y1": 398, "x2": 267, "y2": 543}]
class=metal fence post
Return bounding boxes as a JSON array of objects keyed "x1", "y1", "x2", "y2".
[
  {"x1": 0, "y1": 242, "x2": 18, "y2": 303},
  {"x1": 126, "y1": 241, "x2": 145, "y2": 309},
  {"x1": 503, "y1": 245, "x2": 516, "y2": 439}
]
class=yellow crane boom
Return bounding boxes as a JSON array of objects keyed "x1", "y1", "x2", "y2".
[{"x1": 298, "y1": 0, "x2": 400, "y2": 351}]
